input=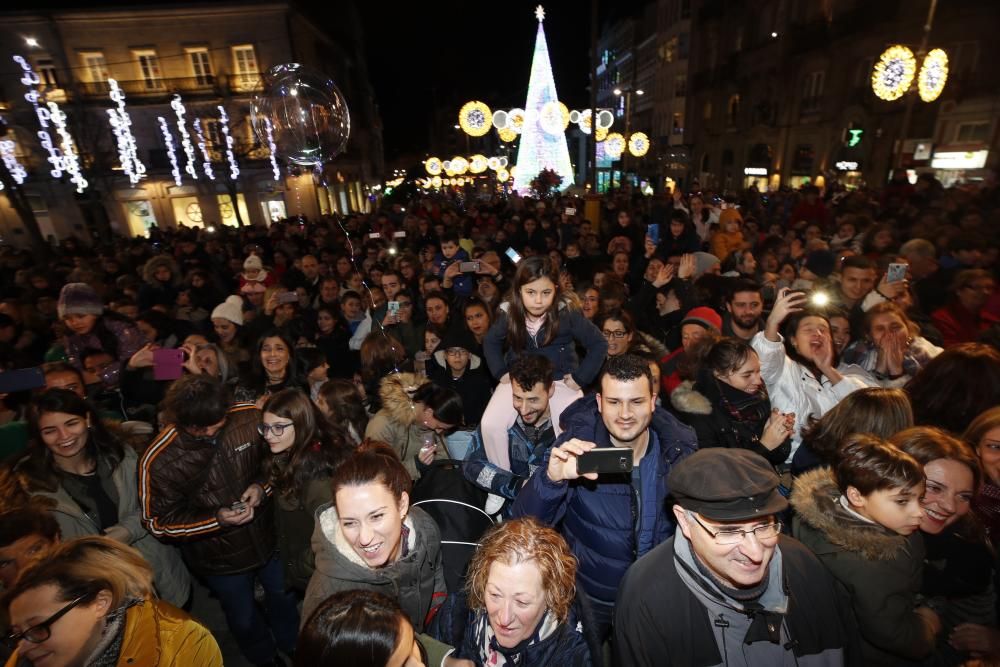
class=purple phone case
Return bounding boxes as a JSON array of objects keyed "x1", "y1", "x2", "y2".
[{"x1": 153, "y1": 349, "x2": 184, "y2": 381}]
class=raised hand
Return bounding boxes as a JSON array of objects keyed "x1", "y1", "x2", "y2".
[{"x1": 547, "y1": 438, "x2": 598, "y2": 483}]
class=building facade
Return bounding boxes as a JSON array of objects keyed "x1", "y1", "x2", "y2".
[{"x1": 0, "y1": 1, "x2": 383, "y2": 245}]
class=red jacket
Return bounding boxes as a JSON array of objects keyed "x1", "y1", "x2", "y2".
[{"x1": 931, "y1": 302, "x2": 1000, "y2": 348}]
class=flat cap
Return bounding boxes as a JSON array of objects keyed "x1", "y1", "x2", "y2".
[{"x1": 669, "y1": 449, "x2": 788, "y2": 521}]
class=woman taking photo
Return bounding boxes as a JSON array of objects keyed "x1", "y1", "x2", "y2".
[
  {"x1": 429, "y1": 517, "x2": 596, "y2": 667},
  {"x1": 671, "y1": 337, "x2": 794, "y2": 466},
  {"x1": 260, "y1": 388, "x2": 353, "y2": 591},
  {"x1": 302, "y1": 441, "x2": 446, "y2": 634},
  {"x1": 4, "y1": 536, "x2": 222, "y2": 666},
  {"x1": 839, "y1": 302, "x2": 942, "y2": 386},
  {"x1": 5, "y1": 389, "x2": 190, "y2": 608},
  {"x1": 234, "y1": 329, "x2": 306, "y2": 406}
]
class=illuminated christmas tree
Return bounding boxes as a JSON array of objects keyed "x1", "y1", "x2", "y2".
[{"x1": 512, "y1": 5, "x2": 574, "y2": 195}]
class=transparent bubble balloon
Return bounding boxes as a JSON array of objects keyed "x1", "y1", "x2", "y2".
[{"x1": 251, "y1": 63, "x2": 350, "y2": 167}]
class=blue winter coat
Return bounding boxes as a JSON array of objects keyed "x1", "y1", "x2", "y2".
[
  {"x1": 434, "y1": 249, "x2": 473, "y2": 297},
  {"x1": 511, "y1": 395, "x2": 698, "y2": 604}
]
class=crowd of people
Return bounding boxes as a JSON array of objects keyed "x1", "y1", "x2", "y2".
[{"x1": 0, "y1": 171, "x2": 997, "y2": 666}]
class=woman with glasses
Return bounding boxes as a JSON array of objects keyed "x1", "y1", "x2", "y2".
[
  {"x1": 594, "y1": 308, "x2": 668, "y2": 361},
  {"x1": 259, "y1": 389, "x2": 354, "y2": 592},
  {"x1": 3, "y1": 536, "x2": 222, "y2": 666},
  {"x1": 3, "y1": 389, "x2": 190, "y2": 608}
]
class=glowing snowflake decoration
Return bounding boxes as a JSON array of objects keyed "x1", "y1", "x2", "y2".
[
  {"x1": 498, "y1": 127, "x2": 518, "y2": 143},
  {"x1": 487, "y1": 156, "x2": 501, "y2": 171},
  {"x1": 872, "y1": 45, "x2": 916, "y2": 101},
  {"x1": 469, "y1": 154, "x2": 488, "y2": 174},
  {"x1": 539, "y1": 101, "x2": 570, "y2": 135},
  {"x1": 496, "y1": 167, "x2": 510, "y2": 182},
  {"x1": 628, "y1": 132, "x2": 650, "y2": 158},
  {"x1": 604, "y1": 132, "x2": 625, "y2": 158},
  {"x1": 450, "y1": 156, "x2": 469, "y2": 175},
  {"x1": 425, "y1": 157, "x2": 443, "y2": 175},
  {"x1": 0, "y1": 140, "x2": 27, "y2": 185},
  {"x1": 459, "y1": 101, "x2": 492, "y2": 137},
  {"x1": 918, "y1": 48, "x2": 949, "y2": 102},
  {"x1": 508, "y1": 108, "x2": 526, "y2": 134}
]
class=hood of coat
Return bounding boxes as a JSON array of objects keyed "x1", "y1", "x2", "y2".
[
  {"x1": 432, "y1": 349, "x2": 482, "y2": 371},
  {"x1": 378, "y1": 372, "x2": 430, "y2": 427},
  {"x1": 791, "y1": 467, "x2": 909, "y2": 561},
  {"x1": 635, "y1": 331, "x2": 669, "y2": 360},
  {"x1": 312, "y1": 502, "x2": 433, "y2": 578},
  {"x1": 142, "y1": 254, "x2": 181, "y2": 287},
  {"x1": 670, "y1": 380, "x2": 712, "y2": 415}
]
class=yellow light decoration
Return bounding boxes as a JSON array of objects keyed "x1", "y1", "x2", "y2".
[
  {"x1": 459, "y1": 101, "x2": 492, "y2": 137},
  {"x1": 425, "y1": 157, "x2": 442, "y2": 176},
  {"x1": 456, "y1": 177, "x2": 466, "y2": 186},
  {"x1": 539, "y1": 100, "x2": 570, "y2": 135},
  {"x1": 487, "y1": 156, "x2": 501, "y2": 170},
  {"x1": 918, "y1": 48, "x2": 949, "y2": 102},
  {"x1": 872, "y1": 45, "x2": 917, "y2": 101},
  {"x1": 498, "y1": 127, "x2": 517, "y2": 143},
  {"x1": 628, "y1": 132, "x2": 650, "y2": 157},
  {"x1": 604, "y1": 132, "x2": 626, "y2": 158},
  {"x1": 450, "y1": 156, "x2": 469, "y2": 175},
  {"x1": 445, "y1": 169, "x2": 456, "y2": 177},
  {"x1": 578, "y1": 109, "x2": 592, "y2": 134},
  {"x1": 508, "y1": 108, "x2": 526, "y2": 134},
  {"x1": 469, "y1": 154, "x2": 488, "y2": 174},
  {"x1": 595, "y1": 126, "x2": 608, "y2": 142},
  {"x1": 496, "y1": 168, "x2": 510, "y2": 182},
  {"x1": 431, "y1": 176, "x2": 442, "y2": 188},
  {"x1": 509, "y1": 165, "x2": 517, "y2": 177}
]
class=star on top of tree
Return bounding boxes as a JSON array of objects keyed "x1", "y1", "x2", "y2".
[{"x1": 535, "y1": 4, "x2": 545, "y2": 22}]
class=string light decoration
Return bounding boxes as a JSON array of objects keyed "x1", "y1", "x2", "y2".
[
  {"x1": 512, "y1": 5, "x2": 574, "y2": 194},
  {"x1": 0, "y1": 139, "x2": 27, "y2": 190},
  {"x1": 216, "y1": 106, "x2": 240, "y2": 180},
  {"x1": 425, "y1": 157, "x2": 443, "y2": 175},
  {"x1": 171, "y1": 95, "x2": 199, "y2": 180},
  {"x1": 496, "y1": 167, "x2": 510, "y2": 182},
  {"x1": 192, "y1": 119, "x2": 216, "y2": 180},
  {"x1": 539, "y1": 100, "x2": 570, "y2": 135},
  {"x1": 46, "y1": 102, "x2": 88, "y2": 192},
  {"x1": 469, "y1": 154, "x2": 488, "y2": 174},
  {"x1": 107, "y1": 79, "x2": 146, "y2": 185},
  {"x1": 263, "y1": 118, "x2": 281, "y2": 181},
  {"x1": 628, "y1": 132, "x2": 650, "y2": 158},
  {"x1": 492, "y1": 110, "x2": 509, "y2": 130},
  {"x1": 508, "y1": 108, "x2": 526, "y2": 134},
  {"x1": 450, "y1": 156, "x2": 469, "y2": 175},
  {"x1": 459, "y1": 101, "x2": 492, "y2": 137},
  {"x1": 595, "y1": 126, "x2": 608, "y2": 142},
  {"x1": 604, "y1": 132, "x2": 625, "y2": 159},
  {"x1": 157, "y1": 117, "x2": 183, "y2": 186},
  {"x1": 918, "y1": 48, "x2": 949, "y2": 102},
  {"x1": 12, "y1": 55, "x2": 63, "y2": 178},
  {"x1": 872, "y1": 45, "x2": 917, "y2": 101},
  {"x1": 498, "y1": 127, "x2": 517, "y2": 143}
]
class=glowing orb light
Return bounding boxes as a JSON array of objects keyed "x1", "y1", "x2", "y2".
[
  {"x1": 628, "y1": 132, "x2": 650, "y2": 157},
  {"x1": 459, "y1": 101, "x2": 492, "y2": 137},
  {"x1": 604, "y1": 132, "x2": 625, "y2": 158},
  {"x1": 872, "y1": 45, "x2": 917, "y2": 101},
  {"x1": 918, "y1": 48, "x2": 949, "y2": 102},
  {"x1": 425, "y1": 157, "x2": 443, "y2": 175}
]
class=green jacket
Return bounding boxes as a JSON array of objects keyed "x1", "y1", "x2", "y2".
[
  {"x1": 364, "y1": 373, "x2": 450, "y2": 479},
  {"x1": 273, "y1": 476, "x2": 331, "y2": 591}
]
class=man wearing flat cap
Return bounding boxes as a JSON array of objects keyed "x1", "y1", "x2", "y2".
[{"x1": 615, "y1": 449, "x2": 855, "y2": 666}]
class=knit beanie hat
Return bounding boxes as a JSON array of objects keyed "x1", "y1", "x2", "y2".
[
  {"x1": 243, "y1": 255, "x2": 263, "y2": 272},
  {"x1": 681, "y1": 306, "x2": 722, "y2": 333},
  {"x1": 803, "y1": 250, "x2": 836, "y2": 279},
  {"x1": 692, "y1": 252, "x2": 721, "y2": 278},
  {"x1": 211, "y1": 295, "x2": 245, "y2": 326},
  {"x1": 58, "y1": 283, "x2": 104, "y2": 319}
]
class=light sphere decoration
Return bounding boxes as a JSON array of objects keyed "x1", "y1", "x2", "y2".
[
  {"x1": 431, "y1": 175, "x2": 442, "y2": 188},
  {"x1": 569, "y1": 109, "x2": 580, "y2": 124},
  {"x1": 459, "y1": 101, "x2": 492, "y2": 137},
  {"x1": 442, "y1": 160, "x2": 452, "y2": 171},
  {"x1": 425, "y1": 157, "x2": 443, "y2": 175},
  {"x1": 604, "y1": 132, "x2": 626, "y2": 158},
  {"x1": 918, "y1": 48, "x2": 949, "y2": 103},
  {"x1": 450, "y1": 156, "x2": 469, "y2": 175},
  {"x1": 492, "y1": 110, "x2": 509, "y2": 130},
  {"x1": 496, "y1": 167, "x2": 510, "y2": 182},
  {"x1": 498, "y1": 127, "x2": 518, "y2": 143},
  {"x1": 628, "y1": 132, "x2": 650, "y2": 158},
  {"x1": 508, "y1": 108, "x2": 526, "y2": 134},
  {"x1": 578, "y1": 109, "x2": 592, "y2": 134},
  {"x1": 499, "y1": 156, "x2": 508, "y2": 168},
  {"x1": 872, "y1": 45, "x2": 917, "y2": 101},
  {"x1": 595, "y1": 126, "x2": 609, "y2": 142},
  {"x1": 539, "y1": 100, "x2": 570, "y2": 135},
  {"x1": 596, "y1": 109, "x2": 615, "y2": 130},
  {"x1": 469, "y1": 154, "x2": 488, "y2": 174},
  {"x1": 487, "y1": 156, "x2": 501, "y2": 170}
]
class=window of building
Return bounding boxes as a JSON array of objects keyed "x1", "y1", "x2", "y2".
[
  {"x1": 855, "y1": 57, "x2": 874, "y2": 87},
  {"x1": 80, "y1": 52, "x2": 109, "y2": 83},
  {"x1": 727, "y1": 94, "x2": 740, "y2": 126},
  {"x1": 801, "y1": 70, "x2": 825, "y2": 113},
  {"x1": 203, "y1": 118, "x2": 223, "y2": 150},
  {"x1": 134, "y1": 50, "x2": 163, "y2": 89},
  {"x1": 955, "y1": 121, "x2": 990, "y2": 143},
  {"x1": 672, "y1": 112, "x2": 684, "y2": 135},
  {"x1": 703, "y1": 100, "x2": 712, "y2": 120},
  {"x1": 187, "y1": 48, "x2": 214, "y2": 86},
  {"x1": 678, "y1": 32, "x2": 690, "y2": 59},
  {"x1": 675, "y1": 74, "x2": 687, "y2": 98},
  {"x1": 34, "y1": 58, "x2": 60, "y2": 89},
  {"x1": 232, "y1": 45, "x2": 259, "y2": 89}
]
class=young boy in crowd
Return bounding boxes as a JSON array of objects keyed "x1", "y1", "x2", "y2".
[
  {"x1": 434, "y1": 230, "x2": 473, "y2": 297},
  {"x1": 340, "y1": 291, "x2": 365, "y2": 335},
  {"x1": 792, "y1": 434, "x2": 940, "y2": 665}
]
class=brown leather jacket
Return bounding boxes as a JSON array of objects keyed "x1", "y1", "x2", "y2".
[{"x1": 139, "y1": 404, "x2": 276, "y2": 576}]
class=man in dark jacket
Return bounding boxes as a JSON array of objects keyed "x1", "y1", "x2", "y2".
[
  {"x1": 615, "y1": 449, "x2": 854, "y2": 666},
  {"x1": 511, "y1": 354, "x2": 698, "y2": 641},
  {"x1": 139, "y1": 375, "x2": 298, "y2": 667}
]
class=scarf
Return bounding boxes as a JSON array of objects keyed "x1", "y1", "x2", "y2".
[
  {"x1": 525, "y1": 313, "x2": 546, "y2": 339},
  {"x1": 85, "y1": 598, "x2": 141, "y2": 667},
  {"x1": 472, "y1": 608, "x2": 559, "y2": 666},
  {"x1": 974, "y1": 482, "x2": 1000, "y2": 539}
]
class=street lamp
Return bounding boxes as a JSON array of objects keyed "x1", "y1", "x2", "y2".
[
  {"x1": 613, "y1": 87, "x2": 644, "y2": 186},
  {"x1": 24, "y1": 37, "x2": 39, "y2": 48}
]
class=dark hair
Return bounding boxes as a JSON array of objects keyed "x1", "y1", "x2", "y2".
[
  {"x1": 295, "y1": 346, "x2": 328, "y2": 378},
  {"x1": 423, "y1": 290, "x2": 449, "y2": 309},
  {"x1": 439, "y1": 229, "x2": 460, "y2": 245},
  {"x1": 135, "y1": 309, "x2": 175, "y2": 343},
  {"x1": 163, "y1": 374, "x2": 232, "y2": 428},
  {"x1": 463, "y1": 296, "x2": 490, "y2": 317},
  {"x1": 906, "y1": 343, "x2": 1000, "y2": 434},
  {"x1": 0, "y1": 506, "x2": 60, "y2": 549},
  {"x1": 295, "y1": 590, "x2": 420, "y2": 667},
  {"x1": 507, "y1": 256, "x2": 562, "y2": 351},
  {"x1": 702, "y1": 337, "x2": 757, "y2": 378},
  {"x1": 79, "y1": 347, "x2": 113, "y2": 367},
  {"x1": 41, "y1": 361, "x2": 84, "y2": 385},
  {"x1": 726, "y1": 278, "x2": 763, "y2": 303},
  {"x1": 890, "y1": 426, "x2": 981, "y2": 492},
  {"x1": 317, "y1": 379, "x2": 368, "y2": 441},
  {"x1": 340, "y1": 290, "x2": 362, "y2": 305},
  {"x1": 21, "y1": 390, "x2": 125, "y2": 492},
  {"x1": 244, "y1": 328, "x2": 304, "y2": 396},
  {"x1": 508, "y1": 354, "x2": 554, "y2": 392},
  {"x1": 411, "y1": 383, "x2": 463, "y2": 427},
  {"x1": 801, "y1": 388, "x2": 914, "y2": 465},
  {"x1": 780, "y1": 307, "x2": 833, "y2": 373},
  {"x1": 331, "y1": 440, "x2": 412, "y2": 505},
  {"x1": 833, "y1": 434, "x2": 924, "y2": 496},
  {"x1": 841, "y1": 255, "x2": 876, "y2": 273},
  {"x1": 595, "y1": 307, "x2": 634, "y2": 335},
  {"x1": 600, "y1": 353, "x2": 655, "y2": 395},
  {"x1": 262, "y1": 389, "x2": 352, "y2": 498}
]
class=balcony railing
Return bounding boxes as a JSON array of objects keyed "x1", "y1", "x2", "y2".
[{"x1": 76, "y1": 75, "x2": 262, "y2": 101}]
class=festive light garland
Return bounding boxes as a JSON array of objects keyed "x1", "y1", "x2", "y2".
[
  {"x1": 171, "y1": 95, "x2": 199, "y2": 180},
  {"x1": 192, "y1": 119, "x2": 216, "y2": 180},
  {"x1": 595, "y1": 109, "x2": 614, "y2": 130},
  {"x1": 918, "y1": 48, "x2": 949, "y2": 102},
  {"x1": 263, "y1": 118, "x2": 281, "y2": 181},
  {"x1": 157, "y1": 117, "x2": 182, "y2": 186},
  {"x1": 449, "y1": 156, "x2": 469, "y2": 175},
  {"x1": 46, "y1": 102, "x2": 88, "y2": 192},
  {"x1": 12, "y1": 55, "x2": 63, "y2": 178},
  {"x1": 539, "y1": 100, "x2": 570, "y2": 135},
  {"x1": 498, "y1": 127, "x2": 517, "y2": 143},
  {"x1": 872, "y1": 45, "x2": 917, "y2": 101},
  {"x1": 492, "y1": 110, "x2": 509, "y2": 130},
  {"x1": 0, "y1": 139, "x2": 27, "y2": 192},
  {"x1": 508, "y1": 108, "x2": 526, "y2": 134},
  {"x1": 469, "y1": 154, "x2": 488, "y2": 174},
  {"x1": 628, "y1": 131, "x2": 650, "y2": 158},
  {"x1": 496, "y1": 167, "x2": 510, "y2": 182},
  {"x1": 459, "y1": 101, "x2": 492, "y2": 137},
  {"x1": 216, "y1": 106, "x2": 240, "y2": 180},
  {"x1": 425, "y1": 157, "x2": 443, "y2": 175},
  {"x1": 604, "y1": 132, "x2": 625, "y2": 158},
  {"x1": 107, "y1": 79, "x2": 146, "y2": 185}
]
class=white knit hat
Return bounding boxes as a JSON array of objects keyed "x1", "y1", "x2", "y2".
[{"x1": 211, "y1": 295, "x2": 244, "y2": 326}]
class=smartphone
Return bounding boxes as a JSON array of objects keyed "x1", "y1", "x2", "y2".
[
  {"x1": 505, "y1": 247, "x2": 522, "y2": 265},
  {"x1": 565, "y1": 207, "x2": 577, "y2": 216},
  {"x1": 0, "y1": 367, "x2": 45, "y2": 394},
  {"x1": 387, "y1": 301, "x2": 400, "y2": 317},
  {"x1": 230, "y1": 501, "x2": 247, "y2": 513},
  {"x1": 393, "y1": 231, "x2": 407, "y2": 238},
  {"x1": 152, "y1": 349, "x2": 185, "y2": 381},
  {"x1": 647, "y1": 223, "x2": 660, "y2": 245},
  {"x1": 577, "y1": 448, "x2": 634, "y2": 475},
  {"x1": 368, "y1": 232, "x2": 381, "y2": 239},
  {"x1": 459, "y1": 261, "x2": 481, "y2": 273},
  {"x1": 887, "y1": 263, "x2": 907, "y2": 283},
  {"x1": 277, "y1": 291, "x2": 299, "y2": 305}
]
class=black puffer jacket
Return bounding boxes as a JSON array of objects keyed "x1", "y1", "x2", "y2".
[{"x1": 139, "y1": 404, "x2": 276, "y2": 576}]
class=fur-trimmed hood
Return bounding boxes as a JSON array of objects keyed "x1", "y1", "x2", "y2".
[
  {"x1": 635, "y1": 331, "x2": 669, "y2": 359},
  {"x1": 791, "y1": 467, "x2": 910, "y2": 561},
  {"x1": 377, "y1": 372, "x2": 430, "y2": 427},
  {"x1": 315, "y1": 503, "x2": 425, "y2": 574},
  {"x1": 141, "y1": 254, "x2": 180, "y2": 287},
  {"x1": 670, "y1": 380, "x2": 712, "y2": 415}
]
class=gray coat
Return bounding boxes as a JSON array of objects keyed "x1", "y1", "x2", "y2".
[{"x1": 29, "y1": 447, "x2": 190, "y2": 607}]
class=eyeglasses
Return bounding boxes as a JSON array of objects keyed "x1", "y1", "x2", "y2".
[
  {"x1": 602, "y1": 330, "x2": 629, "y2": 339},
  {"x1": 688, "y1": 512, "x2": 781, "y2": 545},
  {"x1": 257, "y1": 422, "x2": 294, "y2": 437},
  {"x1": 4, "y1": 593, "x2": 94, "y2": 648}
]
